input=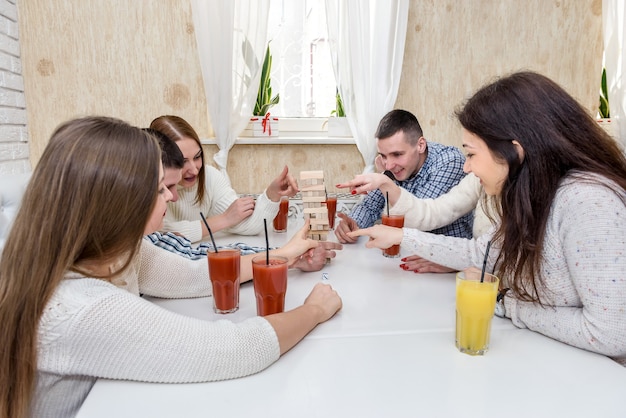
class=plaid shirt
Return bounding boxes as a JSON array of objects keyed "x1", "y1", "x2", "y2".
[
  {"x1": 350, "y1": 141, "x2": 473, "y2": 238},
  {"x1": 145, "y1": 231, "x2": 270, "y2": 260}
]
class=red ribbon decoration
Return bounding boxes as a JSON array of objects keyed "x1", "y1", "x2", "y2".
[{"x1": 261, "y1": 112, "x2": 272, "y2": 136}]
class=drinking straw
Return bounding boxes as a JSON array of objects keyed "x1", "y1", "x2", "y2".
[
  {"x1": 264, "y1": 218, "x2": 270, "y2": 265},
  {"x1": 480, "y1": 240, "x2": 492, "y2": 282},
  {"x1": 386, "y1": 191, "x2": 390, "y2": 216},
  {"x1": 200, "y1": 212, "x2": 218, "y2": 253}
]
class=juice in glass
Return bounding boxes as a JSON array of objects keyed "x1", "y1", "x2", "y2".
[
  {"x1": 207, "y1": 249, "x2": 241, "y2": 314},
  {"x1": 455, "y1": 269, "x2": 499, "y2": 355},
  {"x1": 252, "y1": 255, "x2": 288, "y2": 316},
  {"x1": 325, "y1": 195, "x2": 337, "y2": 229},
  {"x1": 381, "y1": 214, "x2": 405, "y2": 258},
  {"x1": 273, "y1": 198, "x2": 289, "y2": 233}
]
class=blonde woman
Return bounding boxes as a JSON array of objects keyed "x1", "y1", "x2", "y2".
[
  {"x1": 150, "y1": 115, "x2": 298, "y2": 242},
  {"x1": 0, "y1": 116, "x2": 342, "y2": 418}
]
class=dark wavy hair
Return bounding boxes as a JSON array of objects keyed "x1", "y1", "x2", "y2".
[{"x1": 456, "y1": 71, "x2": 626, "y2": 303}]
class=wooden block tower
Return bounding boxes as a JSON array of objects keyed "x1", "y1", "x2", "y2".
[{"x1": 299, "y1": 170, "x2": 329, "y2": 241}]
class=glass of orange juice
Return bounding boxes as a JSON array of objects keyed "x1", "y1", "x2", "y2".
[{"x1": 455, "y1": 268, "x2": 499, "y2": 355}]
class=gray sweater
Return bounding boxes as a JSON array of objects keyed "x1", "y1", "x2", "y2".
[{"x1": 400, "y1": 173, "x2": 626, "y2": 365}]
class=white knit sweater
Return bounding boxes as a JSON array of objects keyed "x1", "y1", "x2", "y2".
[
  {"x1": 400, "y1": 173, "x2": 626, "y2": 365},
  {"x1": 33, "y1": 240, "x2": 280, "y2": 417},
  {"x1": 391, "y1": 173, "x2": 493, "y2": 237},
  {"x1": 162, "y1": 165, "x2": 279, "y2": 242}
]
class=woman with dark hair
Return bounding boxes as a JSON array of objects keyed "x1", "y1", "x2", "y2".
[
  {"x1": 150, "y1": 115, "x2": 298, "y2": 242},
  {"x1": 350, "y1": 71, "x2": 626, "y2": 365},
  {"x1": 0, "y1": 117, "x2": 342, "y2": 418}
]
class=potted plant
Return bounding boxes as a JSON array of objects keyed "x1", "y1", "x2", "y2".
[
  {"x1": 597, "y1": 67, "x2": 615, "y2": 138},
  {"x1": 599, "y1": 67, "x2": 610, "y2": 119},
  {"x1": 330, "y1": 88, "x2": 345, "y2": 117},
  {"x1": 328, "y1": 88, "x2": 351, "y2": 137},
  {"x1": 250, "y1": 44, "x2": 280, "y2": 136}
]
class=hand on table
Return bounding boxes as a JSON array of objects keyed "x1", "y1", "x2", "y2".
[
  {"x1": 347, "y1": 224, "x2": 403, "y2": 250},
  {"x1": 278, "y1": 220, "x2": 323, "y2": 267},
  {"x1": 400, "y1": 255, "x2": 457, "y2": 274},
  {"x1": 334, "y1": 213, "x2": 360, "y2": 244},
  {"x1": 223, "y1": 196, "x2": 256, "y2": 226},
  {"x1": 292, "y1": 241, "x2": 344, "y2": 272},
  {"x1": 266, "y1": 165, "x2": 299, "y2": 201},
  {"x1": 303, "y1": 282, "x2": 343, "y2": 323}
]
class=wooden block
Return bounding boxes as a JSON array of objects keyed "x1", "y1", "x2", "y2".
[
  {"x1": 300, "y1": 170, "x2": 325, "y2": 180},
  {"x1": 300, "y1": 184, "x2": 326, "y2": 192},
  {"x1": 303, "y1": 207, "x2": 328, "y2": 214},
  {"x1": 301, "y1": 196, "x2": 327, "y2": 203},
  {"x1": 301, "y1": 169, "x2": 333, "y2": 242},
  {"x1": 316, "y1": 232, "x2": 329, "y2": 240},
  {"x1": 306, "y1": 222, "x2": 328, "y2": 229}
]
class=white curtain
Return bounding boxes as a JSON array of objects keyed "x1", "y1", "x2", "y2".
[
  {"x1": 190, "y1": 0, "x2": 270, "y2": 180},
  {"x1": 602, "y1": 0, "x2": 626, "y2": 149},
  {"x1": 325, "y1": 0, "x2": 409, "y2": 173}
]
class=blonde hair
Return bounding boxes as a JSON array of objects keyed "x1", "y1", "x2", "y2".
[{"x1": 0, "y1": 116, "x2": 160, "y2": 418}]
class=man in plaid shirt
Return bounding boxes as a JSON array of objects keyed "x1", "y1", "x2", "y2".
[{"x1": 335, "y1": 109, "x2": 472, "y2": 243}]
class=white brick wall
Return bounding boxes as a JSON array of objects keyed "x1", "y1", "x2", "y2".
[{"x1": 0, "y1": 0, "x2": 30, "y2": 175}]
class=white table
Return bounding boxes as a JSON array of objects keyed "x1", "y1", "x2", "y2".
[{"x1": 77, "y1": 221, "x2": 626, "y2": 418}]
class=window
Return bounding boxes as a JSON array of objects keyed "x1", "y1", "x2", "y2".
[{"x1": 267, "y1": 0, "x2": 336, "y2": 118}]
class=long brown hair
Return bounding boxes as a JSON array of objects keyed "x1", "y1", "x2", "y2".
[
  {"x1": 149, "y1": 115, "x2": 206, "y2": 205},
  {"x1": 457, "y1": 71, "x2": 626, "y2": 303},
  {"x1": 0, "y1": 116, "x2": 160, "y2": 418}
]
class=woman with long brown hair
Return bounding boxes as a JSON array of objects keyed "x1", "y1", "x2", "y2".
[
  {"x1": 350, "y1": 71, "x2": 626, "y2": 365},
  {"x1": 0, "y1": 116, "x2": 341, "y2": 418},
  {"x1": 150, "y1": 115, "x2": 298, "y2": 242}
]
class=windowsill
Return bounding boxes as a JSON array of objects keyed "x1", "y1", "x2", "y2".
[
  {"x1": 200, "y1": 136, "x2": 355, "y2": 145},
  {"x1": 200, "y1": 118, "x2": 355, "y2": 145}
]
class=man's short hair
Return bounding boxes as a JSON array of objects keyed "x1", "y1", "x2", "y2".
[
  {"x1": 375, "y1": 109, "x2": 423, "y2": 145},
  {"x1": 143, "y1": 128, "x2": 184, "y2": 169}
]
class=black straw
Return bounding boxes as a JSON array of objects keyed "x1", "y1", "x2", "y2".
[
  {"x1": 386, "y1": 191, "x2": 390, "y2": 216},
  {"x1": 264, "y1": 218, "x2": 269, "y2": 265},
  {"x1": 200, "y1": 212, "x2": 218, "y2": 253},
  {"x1": 480, "y1": 240, "x2": 492, "y2": 283}
]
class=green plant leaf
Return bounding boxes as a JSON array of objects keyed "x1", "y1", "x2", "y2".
[
  {"x1": 600, "y1": 96, "x2": 609, "y2": 119},
  {"x1": 254, "y1": 43, "x2": 279, "y2": 116},
  {"x1": 331, "y1": 88, "x2": 346, "y2": 117},
  {"x1": 599, "y1": 67, "x2": 610, "y2": 118}
]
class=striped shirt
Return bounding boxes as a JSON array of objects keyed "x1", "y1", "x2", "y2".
[{"x1": 145, "y1": 231, "x2": 270, "y2": 260}]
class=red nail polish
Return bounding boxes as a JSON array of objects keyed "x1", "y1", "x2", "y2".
[
  {"x1": 351, "y1": 190, "x2": 356, "y2": 195},
  {"x1": 401, "y1": 258, "x2": 407, "y2": 262},
  {"x1": 413, "y1": 270, "x2": 419, "y2": 273}
]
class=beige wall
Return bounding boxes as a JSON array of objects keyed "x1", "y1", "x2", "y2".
[
  {"x1": 396, "y1": 0, "x2": 603, "y2": 149},
  {"x1": 17, "y1": 0, "x2": 603, "y2": 193}
]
